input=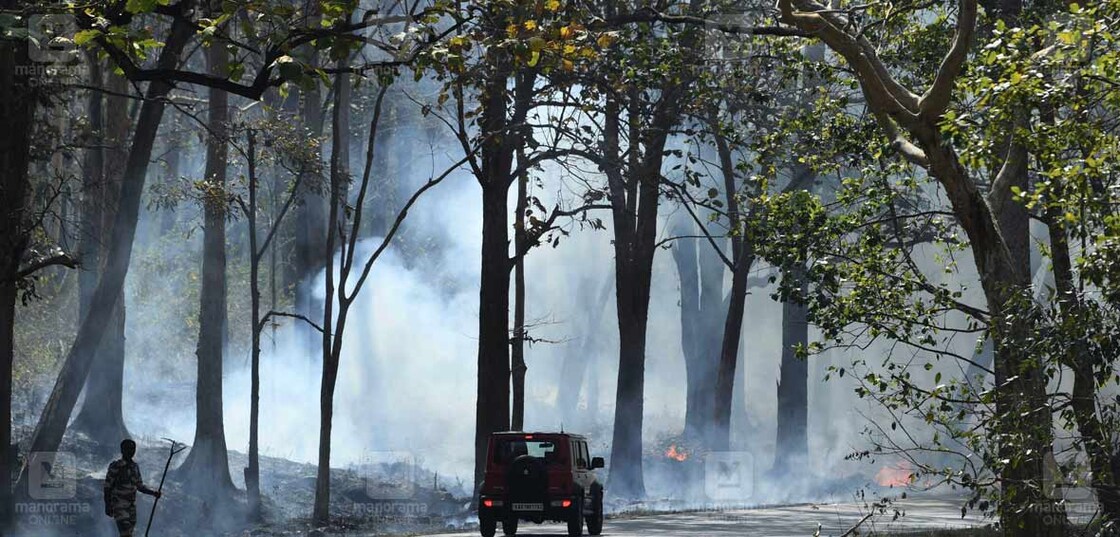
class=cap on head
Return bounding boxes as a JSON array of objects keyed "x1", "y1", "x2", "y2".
[{"x1": 120, "y1": 439, "x2": 136, "y2": 459}]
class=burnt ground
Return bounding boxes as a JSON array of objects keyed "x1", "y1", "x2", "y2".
[
  {"x1": 9, "y1": 432, "x2": 472, "y2": 537},
  {"x1": 7, "y1": 428, "x2": 985, "y2": 537}
]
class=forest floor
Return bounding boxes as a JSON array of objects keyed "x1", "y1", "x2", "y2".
[{"x1": 9, "y1": 432, "x2": 1054, "y2": 537}]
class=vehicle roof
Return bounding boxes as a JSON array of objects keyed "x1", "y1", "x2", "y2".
[{"x1": 491, "y1": 431, "x2": 588, "y2": 440}]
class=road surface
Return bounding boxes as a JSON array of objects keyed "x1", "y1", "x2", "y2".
[{"x1": 426, "y1": 496, "x2": 987, "y2": 537}]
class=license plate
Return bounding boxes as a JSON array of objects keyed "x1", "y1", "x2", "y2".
[{"x1": 511, "y1": 503, "x2": 543, "y2": 511}]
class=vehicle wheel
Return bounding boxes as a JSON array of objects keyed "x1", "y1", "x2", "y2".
[
  {"x1": 502, "y1": 517, "x2": 518, "y2": 535},
  {"x1": 480, "y1": 513, "x2": 497, "y2": 537},
  {"x1": 567, "y1": 493, "x2": 584, "y2": 537},
  {"x1": 586, "y1": 489, "x2": 603, "y2": 535}
]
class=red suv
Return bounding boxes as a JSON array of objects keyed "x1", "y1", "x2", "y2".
[{"x1": 478, "y1": 432, "x2": 605, "y2": 536}]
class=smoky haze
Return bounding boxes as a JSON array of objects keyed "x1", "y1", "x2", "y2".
[{"x1": 97, "y1": 111, "x2": 975, "y2": 508}]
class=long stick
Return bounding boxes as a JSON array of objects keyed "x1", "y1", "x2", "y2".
[{"x1": 145, "y1": 438, "x2": 186, "y2": 537}]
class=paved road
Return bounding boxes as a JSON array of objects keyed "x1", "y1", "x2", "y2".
[{"x1": 426, "y1": 496, "x2": 987, "y2": 537}]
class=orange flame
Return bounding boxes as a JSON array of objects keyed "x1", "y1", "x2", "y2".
[
  {"x1": 665, "y1": 444, "x2": 688, "y2": 462},
  {"x1": 875, "y1": 461, "x2": 914, "y2": 487}
]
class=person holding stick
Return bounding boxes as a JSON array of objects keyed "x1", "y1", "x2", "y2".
[{"x1": 104, "y1": 439, "x2": 162, "y2": 537}]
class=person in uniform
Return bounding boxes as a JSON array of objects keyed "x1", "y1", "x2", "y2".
[{"x1": 103, "y1": 439, "x2": 162, "y2": 536}]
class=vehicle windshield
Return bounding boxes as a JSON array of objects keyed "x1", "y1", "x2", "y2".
[{"x1": 492, "y1": 439, "x2": 565, "y2": 465}]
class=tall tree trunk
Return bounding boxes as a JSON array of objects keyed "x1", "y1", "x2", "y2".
[
  {"x1": 294, "y1": 11, "x2": 327, "y2": 365},
  {"x1": 710, "y1": 120, "x2": 753, "y2": 451},
  {"x1": 17, "y1": 3, "x2": 197, "y2": 495},
  {"x1": 474, "y1": 176, "x2": 511, "y2": 489},
  {"x1": 313, "y1": 52, "x2": 351, "y2": 526},
  {"x1": 604, "y1": 0, "x2": 702, "y2": 497},
  {"x1": 363, "y1": 96, "x2": 397, "y2": 238},
  {"x1": 0, "y1": 9, "x2": 36, "y2": 523},
  {"x1": 606, "y1": 100, "x2": 669, "y2": 499},
  {"x1": 1040, "y1": 106, "x2": 1120, "y2": 522},
  {"x1": 176, "y1": 38, "x2": 235, "y2": 496},
  {"x1": 991, "y1": 2, "x2": 1062, "y2": 532},
  {"x1": 557, "y1": 275, "x2": 612, "y2": 424},
  {"x1": 763, "y1": 45, "x2": 822, "y2": 460},
  {"x1": 1047, "y1": 210, "x2": 1120, "y2": 523},
  {"x1": 777, "y1": 1, "x2": 1061, "y2": 532},
  {"x1": 245, "y1": 131, "x2": 262, "y2": 519},
  {"x1": 472, "y1": 24, "x2": 532, "y2": 490},
  {"x1": 77, "y1": 53, "x2": 104, "y2": 333},
  {"x1": 773, "y1": 266, "x2": 808, "y2": 473},
  {"x1": 510, "y1": 147, "x2": 528, "y2": 431},
  {"x1": 72, "y1": 70, "x2": 131, "y2": 451},
  {"x1": 671, "y1": 215, "x2": 725, "y2": 443}
]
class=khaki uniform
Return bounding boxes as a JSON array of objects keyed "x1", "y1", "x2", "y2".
[{"x1": 104, "y1": 458, "x2": 147, "y2": 536}]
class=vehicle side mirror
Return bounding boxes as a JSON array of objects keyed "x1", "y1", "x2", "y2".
[{"x1": 591, "y1": 457, "x2": 605, "y2": 469}]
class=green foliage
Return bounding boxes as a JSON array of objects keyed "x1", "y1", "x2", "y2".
[{"x1": 736, "y1": 0, "x2": 1120, "y2": 519}]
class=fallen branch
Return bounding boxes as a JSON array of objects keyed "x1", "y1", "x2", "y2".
[
  {"x1": 840, "y1": 512, "x2": 874, "y2": 537},
  {"x1": 259, "y1": 311, "x2": 325, "y2": 333}
]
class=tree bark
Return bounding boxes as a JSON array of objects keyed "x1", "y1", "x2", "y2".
[
  {"x1": 709, "y1": 119, "x2": 754, "y2": 451},
  {"x1": 671, "y1": 220, "x2": 723, "y2": 444},
  {"x1": 17, "y1": 3, "x2": 197, "y2": 495},
  {"x1": 77, "y1": 54, "x2": 104, "y2": 318},
  {"x1": 313, "y1": 51, "x2": 351, "y2": 526},
  {"x1": 363, "y1": 96, "x2": 397, "y2": 238},
  {"x1": 72, "y1": 69, "x2": 131, "y2": 451},
  {"x1": 471, "y1": 18, "x2": 534, "y2": 490},
  {"x1": 294, "y1": 7, "x2": 327, "y2": 365},
  {"x1": 1039, "y1": 99, "x2": 1120, "y2": 522},
  {"x1": 246, "y1": 131, "x2": 262, "y2": 519},
  {"x1": 175, "y1": 38, "x2": 235, "y2": 497},
  {"x1": 474, "y1": 176, "x2": 511, "y2": 488},
  {"x1": 0, "y1": 11, "x2": 36, "y2": 523},
  {"x1": 773, "y1": 266, "x2": 808, "y2": 473},
  {"x1": 606, "y1": 99, "x2": 668, "y2": 499},
  {"x1": 603, "y1": 0, "x2": 703, "y2": 498},
  {"x1": 510, "y1": 146, "x2": 528, "y2": 431},
  {"x1": 777, "y1": 2, "x2": 1062, "y2": 532},
  {"x1": 1047, "y1": 209, "x2": 1120, "y2": 522}
]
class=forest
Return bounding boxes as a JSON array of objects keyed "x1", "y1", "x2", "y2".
[{"x1": 1, "y1": 0, "x2": 1120, "y2": 536}]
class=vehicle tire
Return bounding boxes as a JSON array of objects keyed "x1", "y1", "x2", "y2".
[
  {"x1": 480, "y1": 513, "x2": 497, "y2": 537},
  {"x1": 586, "y1": 488, "x2": 603, "y2": 535},
  {"x1": 567, "y1": 493, "x2": 584, "y2": 537},
  {"x1": 502, "y1": 517, "x2": 518, "y2": 536}
]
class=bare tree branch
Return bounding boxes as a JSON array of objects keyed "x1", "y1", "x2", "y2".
[
  {"x1": 259, "y1": 311, "x2": 325, "y2": 333},
  {"x1": 872, "y1": 109, "x2": 930, "y2": 167},
  {"x1": 345, "y1": 150, "x2": 478, "y2": 305},
  {"x1": 778, "y1": 0, "x2": 920, "y2": 116},
  {"x1": 918, "y1": 0, "x2": 978, "y2": 118},
  {"x1": 509, "y1": 203, "x2": 612, "y2": 266},
  {"x1": 987, "y1": 141, "x2": 1028, "y2": 215},
  {"x1": 14, "y1": 253, "x2": 79, "y2": 280}
]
